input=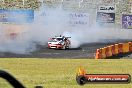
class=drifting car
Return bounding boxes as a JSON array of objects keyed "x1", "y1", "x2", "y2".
[{"x1": 48, "y1": 36, "x2": 71, "y2": 49}]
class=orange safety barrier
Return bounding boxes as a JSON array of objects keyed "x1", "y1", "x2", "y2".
[
  {"x1": 105, "y1": 46, "x2": 112, "y2": 57},
  {"x1": 114, "y1": 44, "x2": 119, "y2": 55},
  {"x1": 95, "y1": 49, "x2": 102, "y2": 59},
  {"x1": 101, "y1": 48, "x2": 106, "y2": 59},
  {"x1": 118, "y1": 43, "x2": 123, "y2": 53},
  {"x1": 128, "y1": 42, "x2": 132, "y2": 52},
  {"x1": 108, "y1": 46, "x2": 112, "y2": 57},
  {"x1": 95, "y1": 42, "x2": 132, "y2": 59},
  {"x1": 111, "y1": 45, "x2": 116, "y2": 55},
  {"x1": 122, "y1": 43, "x2": 129, "y2": 53}
]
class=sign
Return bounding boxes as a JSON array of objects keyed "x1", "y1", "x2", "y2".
[
  {"x1": 97, "y1": 6, "x2": 115, "y2": 23},
  {"x1": 98, "y1": 6, "x2": 115, "y2": 13},
  {"x1": 122, "y1": 15, "x2": 132, "y2": 29},
  {"x1": 76, "y1": 74, "x2": 131, "y2": 85},
  {"x1": 96, "y1": 12, "x2": 115, "y2": 23},
  {"x1": 0, "y1": 9, "x2": 34, "y2": 23},
  {"x1": 68, "y1": 12, "x2": 89, "y2": 26}
]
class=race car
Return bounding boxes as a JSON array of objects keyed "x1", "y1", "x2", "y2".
[{"x1": 48, "y1": 35, "x2": 71, "y2": 49}]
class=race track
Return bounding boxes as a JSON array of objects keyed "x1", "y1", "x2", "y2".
[
  {"x1": 0, "y1": 40, "x2": 132, "y2": 59},
  {"x1": 0, "y1": 43, "x2": 115, "y2": 58}
]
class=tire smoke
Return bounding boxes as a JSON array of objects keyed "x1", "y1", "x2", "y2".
[{"x1": 0, "y1": 6, "x2": 132, "y2": 54}]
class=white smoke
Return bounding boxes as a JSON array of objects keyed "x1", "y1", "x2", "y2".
[{"x1": 0, "y1": 5, "x2": 132, "y2": 54}]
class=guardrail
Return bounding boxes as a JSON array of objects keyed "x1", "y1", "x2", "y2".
[{"x1": 95, "y1": 42, "x2": 132, "y2": 59}]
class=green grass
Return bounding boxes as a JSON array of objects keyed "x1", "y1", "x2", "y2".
[{"x1": 0, "y1": 58, "x2": 132, "y2": 88}]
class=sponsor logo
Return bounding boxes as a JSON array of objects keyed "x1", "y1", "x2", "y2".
[
  {"x1": 122, "y1": 15, "x2": 132, "y2": 29},
  {"x1": 76, "y1": 74, "x2": 131, "y2": 85}
]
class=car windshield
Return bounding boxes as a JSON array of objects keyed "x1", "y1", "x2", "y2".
[
  {"x1": 50, "y1": 38, "x2": 63, "y2": 42},
  {"x1": 57, "y1": 38, "x2": 63, "y2": 41}
]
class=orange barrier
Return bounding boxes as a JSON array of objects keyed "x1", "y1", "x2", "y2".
[
  {"x1": 118, "y1": 43, "x2": 123, "y2": 54},
  {"x1": 108, "y1": 46, "x2": 112, "y2": 57},
  {"x1": 105, "y1": 46, "x2": 112, "y2": 57},
  {"x1": 95, "y1": 42, "x2": 132, "y2": 59},
  {"x1": 111, "y1": 45, "x2": 116, "y2": 55},
  {"x1": 95, "y1": 49, "x2": 102, "y2": 59},
  {"x1": 114, "y1": 44, "x2": 119, "y2": 55},
  {"x1": 101, "y1": 48, "x2": 106, "y2": 59},
  {"x1": 128, "y1": 42, "x2": 132, "y2": 52},
  {"x1": 122, "y1": 43, "x2": 129, "y2": 53}
]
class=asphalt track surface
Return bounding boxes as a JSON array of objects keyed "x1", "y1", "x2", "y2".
[{"x1": 0, "y1": 41, "x2": 131, "y2": 59}]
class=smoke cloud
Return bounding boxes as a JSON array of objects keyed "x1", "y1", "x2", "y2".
[{"x1": 0, "y1": 5, "x2": 132, "y2": 54}]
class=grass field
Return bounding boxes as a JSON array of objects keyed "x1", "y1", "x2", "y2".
[{"x1": 0, "y1": 58, "x2": 132, "y2": 88}]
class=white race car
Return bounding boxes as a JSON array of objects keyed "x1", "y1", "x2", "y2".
[{"x1": 48, "y1": 36, "x2": 71, "y2": 49}]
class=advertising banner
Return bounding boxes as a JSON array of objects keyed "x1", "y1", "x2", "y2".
[
  {"x1": 98, "y1": 6, "x2": 115, "y2": 13},
  {"x1": 68, "y1": 12, "x2": 89, "y2": 26},
  {"x1": 122, "y1": 15, "x2": 132, "y2": 29},
  {"x1": 97, "y1": 6, "x2": 115, "y2": 23},
  {"x1": 96, "y1": 12, "x2": 115, "y2": 23},
  {"x1": 0, "y1": 9, "x2": 34, "y2": 23}
]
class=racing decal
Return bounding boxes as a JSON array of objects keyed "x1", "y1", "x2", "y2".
[
  {"x1": 122, "y1": 15, "x2": 132, "y2": 29},
  {"x1": 0, "y1": 9, "x2": 34, "y2": 24}
]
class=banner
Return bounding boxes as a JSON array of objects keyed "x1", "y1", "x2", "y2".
[
  {"x1": 96, "y1": 12, "x2": 115, "y2": 23},
  {"x1": 0, "y1": 9, "x2": 34, "y2": 23},
  {"x1": 122, "y1": 15, "x2": 132, "y2": 29},
  {"x1": 68, "y1": 12, "x2": 89, "y2": 26},
  {"x1": 96, "y1": 5, "x2": 115, "y2": 23},
  {"x1": 98, "y1": 6, "x2": 115, "y2": 13}
]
